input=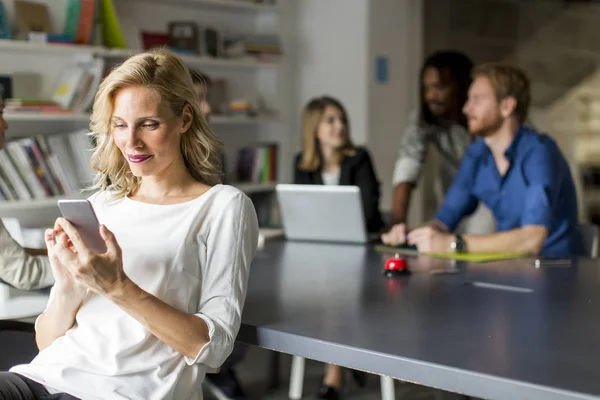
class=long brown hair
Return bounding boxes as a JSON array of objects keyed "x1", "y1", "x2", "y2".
[
  {"x1": 298, "y1": 96, "x2": 355, "y2": 171},
  {"x1": 89, "y1": 48, "x2": 223, "y2": 198}
]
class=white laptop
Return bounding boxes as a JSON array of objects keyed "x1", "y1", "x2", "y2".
[{"x1": 276, "y1": 184, "x2": 375, "y2": 244}]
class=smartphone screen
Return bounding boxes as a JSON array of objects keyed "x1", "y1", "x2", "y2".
[{"x1": 57, "y1": 199, "x2": 107, "y2": 254}]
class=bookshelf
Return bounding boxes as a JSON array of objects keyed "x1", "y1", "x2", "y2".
[
  {"x1": 4, "y1": 112, "x2": 277, "y2": 139},
  {"x1": 102, "y1": 48, "x2": 280, "y2": 69},
  {"x1": 4, "y1": 112, "x2": 92, "y2": 138},
  {"x1": 0, "y1": 39, "x2": 103, "y2": 56},
  {"x1": 0, "y1": 0, "x2": 292, "y2": 229},
  {"x1": 135, "y1": 0, "x2": 277, "y2": 13},
  {"x1": 0, "y1": 40, "x2": 280, "y2": 69}
]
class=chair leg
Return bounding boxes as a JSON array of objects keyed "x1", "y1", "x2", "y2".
[
  {"x1": 380, "y1": 375, "x2": 395, "y2": 400},
  {"x1": 288, "y1": 355, "x2": 305, "y2": 399}
]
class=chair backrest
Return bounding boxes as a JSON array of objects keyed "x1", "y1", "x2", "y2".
[
  {"x1": 580, "y1": 223, "x2": 599, "y2": 258},
  {"x1": 0, "y1": 321, "x2": 37, "y2": 371}
]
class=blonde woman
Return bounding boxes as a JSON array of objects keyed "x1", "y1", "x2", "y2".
[
  {"x1": 294, "y1": 96, "x2": 381, "y2": 399},
  {"x1": 2, "y1": 48, "x2": 259, "y2": 400},
  {"x1": 295, "y1": 96, "x2": 383, "y2": 234}
]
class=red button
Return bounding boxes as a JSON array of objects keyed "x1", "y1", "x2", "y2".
[{"x1": 385, "y1": 256, "x2": 407, "y2": 271}]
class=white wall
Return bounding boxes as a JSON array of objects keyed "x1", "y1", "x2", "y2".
[
  {"x1": 367, "y1": 0, "x2": 423, "y2": 215},
  {"x1": 293, "y1": 0, "x2": 424, "y2": 218},
  {"x1": 294, "y1": 0, "x2": 369, "y2": 144}
]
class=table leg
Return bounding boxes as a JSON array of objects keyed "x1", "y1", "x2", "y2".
[
  {"x1": 380, "y1": 375, "x2": 395, "y2": 400},
  {"x1": 288, "y1": 355, "x2": 305, "y2": 399}
]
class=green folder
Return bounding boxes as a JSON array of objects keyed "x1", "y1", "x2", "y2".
[
  {"x1": 424, "y1": 252, "x2": 527, "y2": 262},
  {"x1": 375, "y1": 244, "x2": 526, "y2": 262}
]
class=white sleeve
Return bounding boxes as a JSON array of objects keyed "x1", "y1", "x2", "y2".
[
  {"x1": 185, "y1": 192, "x2": 259, "y2": 367},
  {"x1": 392, "y1": 116, "x2": 429, "y2": 186}
]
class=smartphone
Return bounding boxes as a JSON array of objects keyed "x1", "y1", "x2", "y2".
[{"x1": 57, "y1": 199, "x2": 107, "y2": 254}]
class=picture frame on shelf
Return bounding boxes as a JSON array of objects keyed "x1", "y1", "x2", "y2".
[
  {"x1": 14, "y1": 0, "x2": 52, "y2": 35},
  {"x1": 203, "y1": 27, "x2": 221, "y2": 57},
  {"x1": 168, "y1": 21, "x2": 199, "y2": 55},
  {"x1": 0, "y1": 76, "x2": 13, "y2": 100}
]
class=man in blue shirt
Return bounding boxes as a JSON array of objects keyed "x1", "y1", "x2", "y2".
[{"x1": 382, "y1": 64, "x2": 583, "y2": 257}]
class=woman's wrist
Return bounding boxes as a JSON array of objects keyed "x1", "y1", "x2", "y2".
[
  {"x1": 53, "y1": 285, "x2": 87, "y2": 308},
  {"x1": 107, "y1": 277, "x2": 140, "y2": 304}
]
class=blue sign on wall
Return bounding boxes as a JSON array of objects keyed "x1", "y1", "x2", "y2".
[{"x1": 376, "y1": 56, "x2": 388, "y2": 83}]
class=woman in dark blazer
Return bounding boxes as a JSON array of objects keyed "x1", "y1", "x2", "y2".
[
  {"x1": 293, "y1": 96, "x2": 382, "y2": 399},
  {"x1": 294, "y1": 96, "x2": 384, "y2": 234}
]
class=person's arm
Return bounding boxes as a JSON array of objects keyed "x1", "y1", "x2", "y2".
[
  {"x1": 433, "y1": 146, "x2": 480, "y2": 232},
  {"x1": 353, "y1": 149, "x2": 383, "y2": 232},
  {"x1": 0, "y1": 219, "x2": 54, "y2": 290},
  {"x1": 390, "y1": 142, "x2": 481, "y2": 248},
  {"x1": 36, "y1": 286, "x2": 85, "y2": 350},
  {"x1": 36, "y1": 228, "x2": 88, "y2": 351},
  {"x1": 110, "y1": 194, "x2": 258, "y2": 365},
  {"x1": 391, "y1": 182, "x2": 415, "y2": 225},
  {"x1": 463, "y1": 144, "x2": 556, "y2": 255},
  {"x1": 390, "y1": 119, "x2": 428, "y2": 224},
  {"x1": 182, "y1": 193, "x2": 259, "y2": 367},
  {"x1": 293, "y1": 153, "x2": 312, "y2": 184},
  {"x1": 461, "y1": 226, "x2": 547, "y2": 254}
]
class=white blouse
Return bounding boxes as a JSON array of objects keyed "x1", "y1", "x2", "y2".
[
  {"x1": 321, "y1": 170, "x2": 341, "y2": 186},
  {"x1": 11, "y1": 184, "x2": 259, "y2": 400}
]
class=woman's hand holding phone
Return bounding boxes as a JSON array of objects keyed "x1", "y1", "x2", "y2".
[
  {"x1": 51, "y1": 218, "x2": 130, "y2": 298},
  {"x1": 45, "y1": 224, "x2": 88, "y2": 304}
]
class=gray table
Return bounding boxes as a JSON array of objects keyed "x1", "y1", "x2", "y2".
[{"x1": 238, "y1": 240, "x2": 600, "y2": 400}]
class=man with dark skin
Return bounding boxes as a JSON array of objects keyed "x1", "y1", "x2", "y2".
[{"x1": 382, "y1": 51, "x2": 495, "y2": 245}]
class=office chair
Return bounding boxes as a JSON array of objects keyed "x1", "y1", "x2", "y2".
[{"x1": 581, "y1": 223, "x2": 599, "y2": 258}]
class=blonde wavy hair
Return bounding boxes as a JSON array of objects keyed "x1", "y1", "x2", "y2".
[
  {"x1": 298, "y1": 96, "x2": 355, "y2": 171},
  {"x1": 89, "y1": 48, "x2": 223, "y2": 198}
]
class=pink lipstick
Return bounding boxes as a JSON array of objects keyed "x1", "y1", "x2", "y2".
[{"x1": 127, "y1": 154, "x2": 152, "y2": 163}]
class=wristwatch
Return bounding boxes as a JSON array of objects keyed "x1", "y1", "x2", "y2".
[{"x1": 450, "y1": 234, "x2": 467, "y2": 253}]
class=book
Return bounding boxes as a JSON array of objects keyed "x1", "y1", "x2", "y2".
[
  {"x1": 75, "y1": 0, "x2": 96, "y2": 45},
  {"x1": 0, "y1": 130, "x2": 93, "y2": 202},
  {"x1": 236, "y1": 144, "x2": 278, "y2": 184}
]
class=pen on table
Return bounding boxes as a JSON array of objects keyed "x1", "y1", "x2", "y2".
[{"x1": 533, "y1": 258, "x2": 572, "y2": 267}]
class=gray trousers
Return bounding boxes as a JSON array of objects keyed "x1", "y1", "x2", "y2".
[
  {"x1": 0, "y1": 372, "x2": 78, "y2": 400},
  {"x1": 457, "y1": 202, "x2": 496, "y2": 235}
]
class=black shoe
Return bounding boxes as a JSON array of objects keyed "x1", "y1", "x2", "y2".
[
  {"x1": 350, "y1": 370, "x2": 367, "y2": 388},
  {"x1": 317, "y1": 384, "x2": 340, "y2": 400},
  {"x1": 204, "y1": 369, "x2": 248, "y2": 400}
]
